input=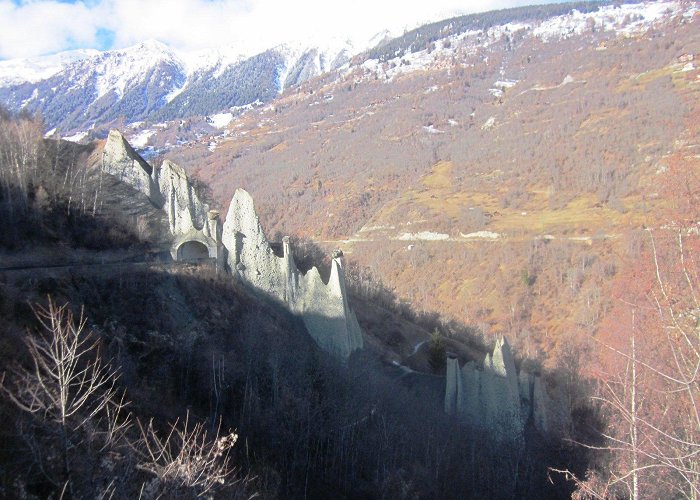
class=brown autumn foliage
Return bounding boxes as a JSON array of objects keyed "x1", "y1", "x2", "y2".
[
  {"x1": 581, "y1": 102, "x2": 700, "y2": 497},
  {"x1": 160, "y1": 12, "x2": 699, "y2": 371}
]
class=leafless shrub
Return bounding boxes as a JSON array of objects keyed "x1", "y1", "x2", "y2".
[
  {"x1": 2, "y1": 299, "x2": 130, "y2": 441},
  {"x1": 135, "y1": 413, "x2": 241, "y2": 498}
]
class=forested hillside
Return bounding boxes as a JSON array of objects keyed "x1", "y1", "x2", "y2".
[
  {"x1": 1, "y1": 1, "x2": 698, "y2": 496},
  {"x1": 155, "y1": 4, "x2": 698, "y2": 495},
  {"x1": 164, "y1": 1, "x2": 698, "y2": 360},
  {"x1": 0, "y1": 112, "x2": 588, "y2": 498}
]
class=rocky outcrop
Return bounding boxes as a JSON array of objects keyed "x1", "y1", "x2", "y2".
[
  {"x1": 100, "y1": 130, "x2": 221, "y2": 260},
  {"x1": 445, "y1": 337, "x2": 562, "y2": 442},
  {"x1": 222, "y1": 189, "x2": 363, "y2": 360},
  {"x1": 102, "y1": 129, "x2": 159, "y2": 202},
  {"x1": 99, "y1": 130, "x2": 363, "y2": 360}
]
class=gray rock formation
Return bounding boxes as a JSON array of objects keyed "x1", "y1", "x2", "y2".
[
  {"x1": 445, "y1": 337, "x2": 560, "y2": 442},
  {"x1": 101, "y1": 130, "x2": 221, "y2": 261},
  {"x1": 222, "y1": 188, "x2": 363, "y2": 360},
  {"x1": 100, "y1": 130, "x2": 362, "y2": 360},
  {"x1": 102, "y1": 129, "x2": 160, "y2": 202},
  {"x1": 445, "y1": 357, "x2": 464, "y2": 415}
]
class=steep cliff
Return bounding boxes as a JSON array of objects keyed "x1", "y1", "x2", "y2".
[
  {"x1": 102, "y1": 129, "x2": 160, "y2": 202},
  {"x1": 222, "y1": 188, "x2": 363, "y2": 359},
  {"x1": 100, "y1": 130, "x2": 220, "y2": 259},
  {"x1": 100, "y1": 131, "x2": 363, "y2": 359},
  {"x1": 445, "y1": 337, "x2": 564, "y2": 442}
]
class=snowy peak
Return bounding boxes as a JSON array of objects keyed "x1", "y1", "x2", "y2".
[
  {"x1": 1, "y1": 0, "x2": 694, "y2": 135},
  {"x1": 0, "y1": 36, "x2": 365, "y2": 133},
  {"x1": 0, "y1": 49, "x2": 99, "y2": 86},
  {"x1": 176, "y1": 46, "x2": 246, "y2": 77},
  {"x1": 272, "y1": 39, "x2": 356, "y2": 90},
  {"x1": 85, "y1": 41, "x2": 184, "y2": 100}
]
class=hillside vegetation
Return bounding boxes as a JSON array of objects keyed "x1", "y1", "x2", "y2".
[
  {"x1": 165, "y1": 4, "x2": 699, "y2": 366},
  {"x1": 1, "y1": 2, "x2": 698, "y2": 496},
  {"x1": 0, "y1": 113, "x2": 588, "y2": 498},
  {"x1": 152, "y1": 5, "x2": 700, "y2": 495}
]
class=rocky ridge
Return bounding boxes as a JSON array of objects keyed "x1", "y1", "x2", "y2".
[
  {"x1": 445, "y1": 337, "x2": 566, "y2": 442},
  {"x1": 101, "y1": 129, "x2": 221, "y2": 261},
  {"x1": 223, "y1": 190, "x2": 364, "y2": 359},
  {"x1": 0, "y1": 40, "x2": 361, "y2": 135},
  {"x1": 98, "y1": 130, "x2": 567, "y2": 438},
  {"x1": 98, "y1": 129, "x2": 363, "y2": 359}
]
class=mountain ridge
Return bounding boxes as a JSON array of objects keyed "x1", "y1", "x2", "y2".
[
  {"x1": 3, "y1": 0, "x2": 694, "y2": 137},
  {"x1": 0, "y1": 38, "x2": 367, "y2": 134}
]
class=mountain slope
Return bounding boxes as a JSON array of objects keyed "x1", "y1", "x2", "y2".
[
  {"x1": 0, "y1": 40, "x2": 362, "y2": 134},
  {"x1": 159, "y1": 0, "x2": 699, "y2": 365}
]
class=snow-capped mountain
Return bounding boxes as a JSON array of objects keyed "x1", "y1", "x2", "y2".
[
  {"x1": 0, "y1": 0, "x2": 695, "y2": 137},
  {"x1": 0, "y1": 49, "x2": 100, "y2": 86},
  {"x1": 0, "y1": 38, "x2": 363, "y2": 134}
]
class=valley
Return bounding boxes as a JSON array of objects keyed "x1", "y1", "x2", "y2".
[
  {"x1": 1, "y1": 0, "x2": 699, "y2": 497},
  {"x1": 154, "y1": 0, "x2": 699, "y2": 367}
]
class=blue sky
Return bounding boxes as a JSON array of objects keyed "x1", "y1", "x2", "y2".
[{"x1": 0, "y1": 0, "x2": 572, "y2": 59}]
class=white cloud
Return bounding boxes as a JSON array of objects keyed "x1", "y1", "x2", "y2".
[
  {"x1": 0, "y1": 0, "x2": 106, "y2": 58},
  {"x1": 0, "y1": 0, "x2": 565, "y2": 60}
]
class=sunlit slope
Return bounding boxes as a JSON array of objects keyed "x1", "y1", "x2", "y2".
[{"x1": 168, "y1": 12, "x2": 699, "y2": 362}]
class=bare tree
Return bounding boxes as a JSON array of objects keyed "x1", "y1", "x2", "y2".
[
  {"x1": 1, "y1": 299, "x2": 248, "y2": 498},
  {"x1": 1, "y1": 299, "x2": 131, "y2": 495},
  {"x1": 559, "y1": 229, "x2": 700, "y2": 498}
]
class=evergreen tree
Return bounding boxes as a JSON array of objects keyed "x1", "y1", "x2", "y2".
[{"x1": 428, "y1": 329, "x2": 446, "y2": 374}]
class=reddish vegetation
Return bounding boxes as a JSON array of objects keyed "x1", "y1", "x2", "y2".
[
  {"x1": 583, "y1": 97, "x2": 700, "y2": 495},
  {"x1": 161, "y1": 14, "x2": 700, "y2": 372},
  {"x1": 157, "y1": 13, "x2": 700, "y2": 493}
]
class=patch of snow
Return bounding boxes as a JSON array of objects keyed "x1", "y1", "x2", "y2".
[
  {"x1": 359, "y1": 225, "x2": 395, "y2": 232},
  {"x1": 494, "y1": 79, "x2": 518, "y2": 88},
  {"x1": 482, "y1": 116, "x2": 496, "y2": 130},
  {"x1": 20, "y1": 88, "x2": 39, "y2": 107},
  {"x1": 448, "y1": 119, "x2": 459, "y2": 127},
  {"x1": 129, "y1": 129, "x2": 155, "y2": 148},
  {"x1": 460, "y1": 231, "x2": 502, "y2": 240},
  {"x1": 164, "y1": 84, "x2": 186, "y2": 103},
  {"x1": 561, "y1": 74, "x2": 575, "y2": 85},
  {"x1": 423, "y1": 125, "x2": 444, "y2": 134},
  {"x1": 397, "y1": 231, "x2": 449, "y2": 241},
  {"x1": 208, "y1": 112, "x2": 233, "y2": 129},
  {"x1": 44, "y1": 128, "x2": 57, "y2": 138},
  {"x1": 63, "y1": 131, "x2": 88, "y2": 143},
  {"x1": 680, "y1": 62, "x2": 695, "y2": 72}
]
